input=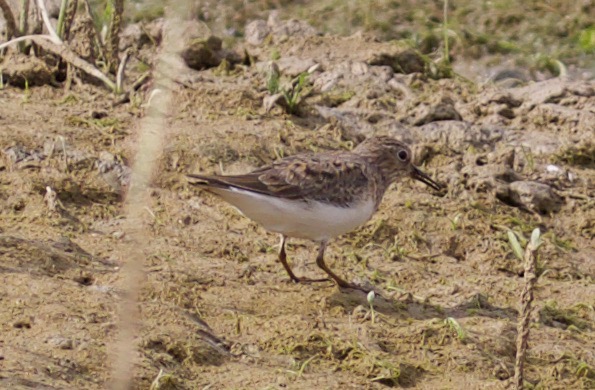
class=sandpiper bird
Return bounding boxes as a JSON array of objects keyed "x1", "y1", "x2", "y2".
[{"x1": 187, "y1": 136, "x2": 443, "y2": 290}]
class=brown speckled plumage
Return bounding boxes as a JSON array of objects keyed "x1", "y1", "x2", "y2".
[
  {"x1": 187, "y1": 136, "x2": 443, "y2": 292},
  {"x1": 192, "y1": 153, "x2": 374, "y2": 206},
  {"x1": 188, "y1": 137, "x2": 440, "y2": 207}
]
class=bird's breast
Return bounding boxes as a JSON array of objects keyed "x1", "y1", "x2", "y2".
[{"x1": 212, "y1": 187, "x2": 376, "y2": 241}]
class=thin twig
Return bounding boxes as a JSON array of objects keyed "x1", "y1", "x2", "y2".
[
  {"x1": 0, "y1": 33, "x2": 60, "y2": 49},
  {"x1": 112, "y1": 71, "x2": 152, "y2": 107}
]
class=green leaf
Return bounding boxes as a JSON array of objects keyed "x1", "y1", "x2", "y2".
[
  {"x1": 530, "y1": 228, "x2": 542, "y2": 250},
  {"x1": 508, "y1": 230, "x2": 524, "y2": 261},
  {"x1": 579, "y1": 27, "x2": 595, "y2": 53},
  {"x1": 445, "y1": 317, "x2": 466, "y2": 341}
]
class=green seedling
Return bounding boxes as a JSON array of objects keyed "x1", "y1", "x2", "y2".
[
  {"x1": 448, "y1": 213, "x2": 462, "y2": 230},
  {"x1": 575, "y1": 360, "x2": 595, "y2": 379},
  {"x1": 507, "y1": 230, "x2": 524, "y2": 261},
  {"x1": 282, "y1": 72, "x2": 309, "y2": 114},
  {"x1": 444, "y1": 317, "x2": 466, "y2": 341},
  {"x1": 22, "y1": 79, "x2": 31, "y2": 103},
  {"x1": 579, "y1": 27, "x2": 595, "y2": 53}
]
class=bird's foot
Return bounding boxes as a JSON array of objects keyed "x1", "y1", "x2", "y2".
[
  {"x1": 335, "y1": 279, "x2": 378, "y2": 294},
  {"x1": 290, "y1": 276, "x2": 332, "y2": 284}
]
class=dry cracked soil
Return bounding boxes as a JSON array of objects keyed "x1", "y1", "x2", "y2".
[{"x1": 1, "y1": 9, "x2": 594, "y2": 390}]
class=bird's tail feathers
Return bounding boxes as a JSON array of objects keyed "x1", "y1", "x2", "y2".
[{"x1": 186, "y1": 174, "x2": 230, "y2": 189}]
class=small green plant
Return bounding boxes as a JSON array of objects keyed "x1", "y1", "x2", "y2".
[
  {"x1": 266, "y1": 69, "x2": 310, "y2": 115},
  {"x1": 578, "y1": 27, "x2": 595, "y2": 54},
  {"x1": 267, "y1": 66, "x2": 280, "y2": 95},
  {"x1": 575, "y1": 360, "x2": 595, "y2": 379},
  {"x1": 370, "y1": 359, "x2": 401, "y2": 384},
  {"x1": 448, "y1": 213, "x2": 462, "y2": 230},
  {"x1": 444, "y1": 317, "x2": 466, "y2": 341},
  {"x1": 282, "y1": 72, "x2": 308, "y2": 114},
  {"x1": 22, "y1": 79, "x2": 31, "y2": 103},
  {"x1": 507, "y1": 230, "x2": 525, "y2": 261},
  {"x1": 442, "y1": 0, "x2": 450, "y2": 65},
  {"x1": 56, "y1": 0, "x2": 68, "y2": 39},
  {"x1": 287, "y1": 353, "x2": 318, "y2": 378}
]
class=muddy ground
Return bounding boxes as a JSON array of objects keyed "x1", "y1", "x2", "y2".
[{"x1": 1, "y1": 5, "x2": 595, "y2": 390}]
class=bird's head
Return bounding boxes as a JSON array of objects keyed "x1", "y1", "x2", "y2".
[{"x1": 354, "y1": 136, "x2": 442, "y2": 191}]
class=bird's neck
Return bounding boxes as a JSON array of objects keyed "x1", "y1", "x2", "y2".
[
  {"x1": 359, "y1": 162, "x2": 393, "y2": 210},
  {"x1": 357, "y1": 153, "x2": 395, "y2": 187},
  {"x1": 353, "y1": 145, "x2": 399, "y2": 207}
]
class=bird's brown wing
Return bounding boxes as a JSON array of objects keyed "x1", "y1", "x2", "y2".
[{"x1": 187, "y1": 153, "x2": 372, "y2": 206}]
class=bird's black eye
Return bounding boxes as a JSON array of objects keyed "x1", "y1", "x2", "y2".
[{"x1": 397, "y1": 150, "x2": 408, "y2": 161}]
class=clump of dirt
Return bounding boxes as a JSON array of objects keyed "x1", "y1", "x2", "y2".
[
  {"x1": 1, "y1": 9, "x2": 594, "y2": 390},
  {"x1": 1, "y1": 54, "x2": 54, "y2": 87}
]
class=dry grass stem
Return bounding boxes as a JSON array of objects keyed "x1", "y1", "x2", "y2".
[
  {"x1": 514, "y1": 229, "x2": 542, "y2": 389},
  {"x1": 116, "y1": 48, "x2": 131, "y2": 93}
]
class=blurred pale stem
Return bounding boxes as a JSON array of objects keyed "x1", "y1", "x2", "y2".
[
  {"x1": 18, "y1": 0, "x2": 29, "y2": 51},
  {"x1": 443, "y1": 0, "x2": 449, "y2": 63},
  {"x1": 109, "y1": 5, "x2": 189, "y2": 390}
]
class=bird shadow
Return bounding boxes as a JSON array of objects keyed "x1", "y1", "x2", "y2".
[
  {"x1": 327, "y1": 289, "x2": 518, "y2": 322},
  {"x1": 322, "y1": 288, "x2": 520, "y2": 386}
]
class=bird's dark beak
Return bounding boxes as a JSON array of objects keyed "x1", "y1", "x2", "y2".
[{"x1": 411, "y1": 166, "x2": 443, "y2": 192}]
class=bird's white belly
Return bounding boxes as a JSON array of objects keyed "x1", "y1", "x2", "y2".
[{"x1": 213, "y1": 187, "x2": 375, "y2": 241}]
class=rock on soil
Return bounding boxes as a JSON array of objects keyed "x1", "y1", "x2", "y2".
[{"x1": 496, "y1": 181, "x2": 564, "y2": 214}]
